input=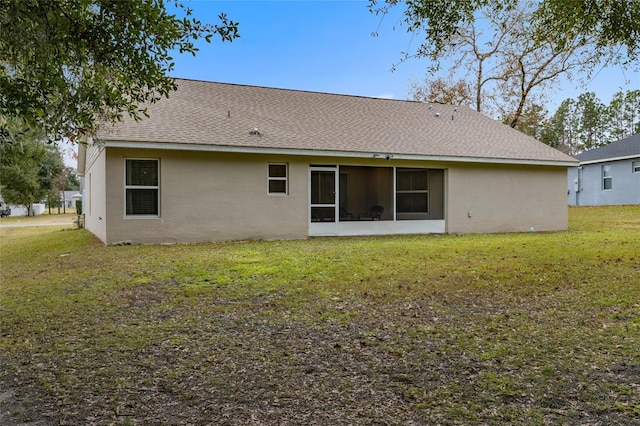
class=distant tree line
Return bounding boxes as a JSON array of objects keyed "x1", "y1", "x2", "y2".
[
  {"x1": 0, "y1": 118, "x2": 78, "y2": 216},
  {"x1": 511, "y1": 90, "x2": 639, "y2": 155}
]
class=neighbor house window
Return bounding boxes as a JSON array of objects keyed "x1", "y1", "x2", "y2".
[
  {"x1": 125, "y1": 159, "x2": 159, "y2": 216},
  {"x1": 396, "y1": 168, "x2": 429, "y2": 216},
  {"x1": 602, "y1": 165, "x2": 612, "y2": 190},
  {"x1": 633, "y1": 161, "x2": 640, "y2": 173},
  {"x1": 268, "y1": 163, "x2": 288, "y2": 194}
]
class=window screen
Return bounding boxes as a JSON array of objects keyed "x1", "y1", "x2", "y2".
[
  {"x1": 125, "y1": 159, "x2": 159, "y2": 215},
  {"x1": 396, "y1": 169, "x2": 429, "y2": 214}
]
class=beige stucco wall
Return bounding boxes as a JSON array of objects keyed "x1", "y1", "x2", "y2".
[
  {"x1": 89, "y1": 147, "x2": 568, "y2": 244},
  {"x1": 445, "y1": 164, "x2": 568, "y2": 234},
  {"x1": 103, "y1": 148, "x2": 309, "y2": 244}
]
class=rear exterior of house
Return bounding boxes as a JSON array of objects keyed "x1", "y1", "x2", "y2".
[
  {"x1": 79, "y1": 79, "x2": 575, "y2": 245},
  {"x1": 567, "y1": 134, "x2": 640, "y2": 206}
]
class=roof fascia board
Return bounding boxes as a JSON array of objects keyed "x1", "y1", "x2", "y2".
[
  {"x1": 103, "y1": 140, "x2": 578, "y2": 167},
  {"x1": 579, "y1": 154, "x2": 640, "y2": 165}
]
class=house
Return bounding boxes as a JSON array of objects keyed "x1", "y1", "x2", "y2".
[
  {"x1": 63, "y1": 191, "x2": 81, "y2": 208},
  {"x1": 78, "y1": 79, "x2": 577, "y2": 245},
  {"x1": 567, "y1": 133, "x2": 640, "y2": 206},
  {"x1": 0, "y1": 197, "x2": 45, "y2": 217}
]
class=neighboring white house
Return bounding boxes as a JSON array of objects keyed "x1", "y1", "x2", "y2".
[
  {"x1": 78, "y1": 79, "x2": 577, "y2": 245},
  {"x1": 0, "y1": 196, "x2": 46, "y2": 216},
  {"x1": 568, "y1": 134, "x2": 640, "y2": 206}
]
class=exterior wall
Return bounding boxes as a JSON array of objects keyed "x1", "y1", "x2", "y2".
[
  {"x1": 567, "y1": 166, "x2": 579, "y2": 206},
  {"x1": 446, "y1": 164, "x2": 568, "y2": 233},
  {"x1": 83, "y1": 144, "x2": 108, "y2": 242},
  {"x1": 89, "y1": 147, "x2": 569, "y2": 244},
  {"x1": 103, "y1": 148, "x2": 309, "y2": 244},
  {"x1": 568, "y1": 159, "x2": 640, "y2": 206}
]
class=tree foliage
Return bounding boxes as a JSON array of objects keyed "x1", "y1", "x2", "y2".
[
  {"x1": 540, "y1": 90, "x2": 639, "y2": 154},
  {"x1": 507, "y1": 104, "x2": 550, "y2": 141},
  {"x1": 0, "y1": 0, "x2": 239, "y2": 142},
  {"x1": 64, "y1": 168, "x2": 80, "y2": 192},
  {"x1": 408, "y1": 77, "x2": 474, "y2": 107},
  {"x1": 0, "y1": 119, "x2": 65, "y2": 215},
  {"x1": 370, "y1": 0, "x2": 639, "y2": 62},
  {"x1": 396, "y1": 2, "x2": 623, "y2": 127}
]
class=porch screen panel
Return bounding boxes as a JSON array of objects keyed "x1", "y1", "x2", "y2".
[
  {"x1": 338, "y1": 166, "x2": 393, "y2": 221},
  {"x1": 396, "y1": 168, "x2": 428, "y2": 218}
]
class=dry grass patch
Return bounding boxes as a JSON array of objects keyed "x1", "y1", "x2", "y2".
[{"x1": 1, "y1": 206, "x2": 639, "y2": 424}]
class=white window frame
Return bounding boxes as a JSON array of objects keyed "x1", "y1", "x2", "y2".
[
  {"x1": 124, "y1": 158, "x2": 160, "y2": 217},
  {"x1": 602, "y1": 164, "x2": 612, "y2": 191},
  {"x1": 633, "y1": 161, "x2": 640, "y2": 173},
  {"x1": 267, "y1": 163, "x2": 288, "y2": 195}
]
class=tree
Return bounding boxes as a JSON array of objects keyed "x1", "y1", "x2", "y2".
[
  {"x1": 369, "y1": 0, "x2": 639, "y2": 62},
  {"x1": 64, "y1": 168, "x2": 81, "y2": 192},
  {"x1": 408, "y1": 77, "x2": 474, "y2": 106},
  {"x1": 540, "y1": 99, "x2": 578, "y2": 154},
  {"x1": 540, "y1": 90, "x2": 639, "y2": 154},
  {"x1": 506, "y1": 103, "x2": 549, "y2": 140},
  {"x1": 607, "y1": 90, "x2": 640, "y2": 140},
  {"x1": 575, "y1": 92, "x2": 608, "y2": 150},
  {"x1": 436, "y1": 8, "x2": 517, "y2": 115},
  {"x1": 390, "y1": 2, "x2": 614, "y2": 127},
  {"x1": 0, "y1": 119, "x2": 64, "y2": 215},
  {"x1": 0, "y1": 0, "x2": 239, "y2": 142}
]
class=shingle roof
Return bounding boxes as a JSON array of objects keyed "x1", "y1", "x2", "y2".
[
  {"x1": 98, "y1": 79, "x2": 575, "y2": 165},
  {"x1": 574, "y1": 133, "x2": 640, "y2": 163}
]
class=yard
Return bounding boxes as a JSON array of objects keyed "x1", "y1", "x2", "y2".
[{"x1": 1, "y1": 206, "x2": 639, "y2": 425}]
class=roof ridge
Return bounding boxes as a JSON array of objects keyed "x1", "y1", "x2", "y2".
[{"x1": 171, "y1": 77, "x2": 429, "y2": 105}]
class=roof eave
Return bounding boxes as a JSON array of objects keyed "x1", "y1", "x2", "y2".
[
  {"x1": 578, "y1": 154, "x2": 640, "y2": 165},
  {"x1": 103, "y1": 140, "x2": 578, "y2": 167}
]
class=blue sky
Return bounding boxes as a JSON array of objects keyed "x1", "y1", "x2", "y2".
[{"x1": 171, "y1": 0, "x2": 639, "y2": 111}]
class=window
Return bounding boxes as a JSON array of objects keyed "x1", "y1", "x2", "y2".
[
  {"x1": 396, "y1": 168, "x2": 429, "y2": 215},
  {"x1": 633, "y1": 161, "x2": 640, "y2": 173},
  {"x1": 602, "y1": 165, "x2": 612, "y2": 190},
  {"x1": 125, "y1": 159, "x2": 159, "y2": 216},
  {"x1": 268, "y1": 163, "x2": 288, "y2": 194}
]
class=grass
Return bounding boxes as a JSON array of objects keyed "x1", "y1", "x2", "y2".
[
  {"x1": 1, "y1": 206, "x2": 639, "y2": 425},
  {"x1": 0, "y1": 210, "x2": 77, "y2": 225}
]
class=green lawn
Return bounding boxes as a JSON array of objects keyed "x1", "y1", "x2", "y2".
[
  {"x1": 1, "y1": 206, "x2": 639, "y2": 425},
  {"x1": 0, "y1": 210, "x2": 77, "y2": 225}
]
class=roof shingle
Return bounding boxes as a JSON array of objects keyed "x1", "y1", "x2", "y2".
[
  {"x1": 99, "y1": 79, "x2": 576, "y2": 164},
  {"x1": 574, "y1": 133, "x2": 640, "y2": 162}
]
